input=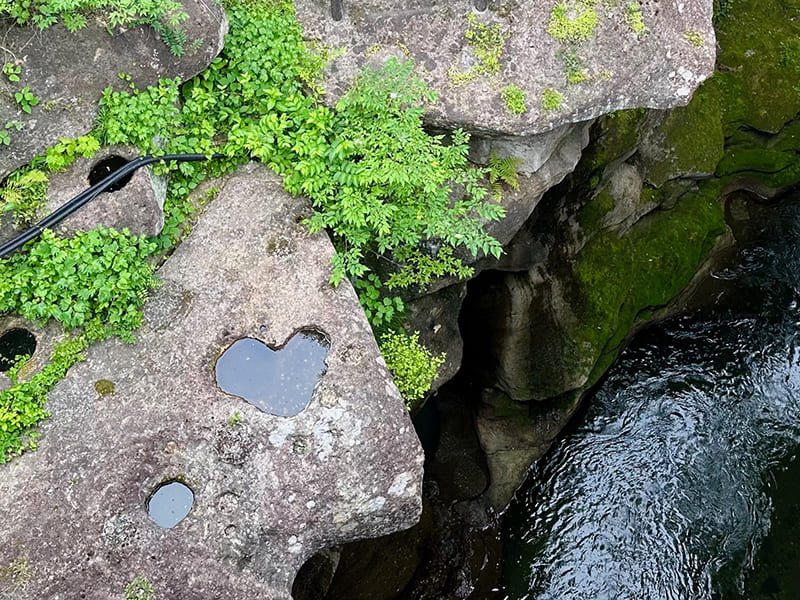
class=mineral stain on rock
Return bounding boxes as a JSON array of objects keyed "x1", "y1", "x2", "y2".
[
  {"x1": 148, "y1": 481, "x2": 194, "y2": 529},
  {"x1": 215, "y1": 330, "x2": 330, "y2": 417}
]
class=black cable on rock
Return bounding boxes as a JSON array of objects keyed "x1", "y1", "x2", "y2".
[{"x1": 0, "y1": 153, "x2": 225, "y2": 259}]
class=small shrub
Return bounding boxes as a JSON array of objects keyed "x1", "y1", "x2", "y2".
[
  {"x1": 0, "y1": 169, "x2": 49, "y2": 226},
  {"x1": 488, "y1": 152, "x2": 523, "y2": 201},
  {"x1": 379, "y1": 331, "x2": 445, "y2": 408},
  {"x1": 501, "y1": 84, "x2": 527, "y2": 114}
]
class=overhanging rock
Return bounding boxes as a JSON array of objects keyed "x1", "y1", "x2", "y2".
[
  {"x1": 295, "y1": 0, "x2": 715, "y2": 135},
  {"x1": 0, "y1": 164, "x2": 423, "y2": 599}
]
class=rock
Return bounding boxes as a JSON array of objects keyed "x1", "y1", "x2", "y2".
[
  {"x1": 474, "y1": 388, "x2": 580, "y2": 511},
  {"x1": 0, "y1": 164, "x2": 423, "y2": 599},
  {"x1": 294, "y1": 0, "x2": 715, "y2": 136},
  {"x1": 0, "y1": 0, "x2": 228, "y2": 179},
  {"x1": 44, "y1": 145, "x2": 167, "y2": 237}
]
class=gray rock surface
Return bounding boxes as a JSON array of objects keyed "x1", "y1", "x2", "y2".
[
  {"x1": 0, "y1": 164, "x2": 423, "y2": 599},
  {"x1": 0, "y1": 0, "x2": 228, "y2": 179},
  {"x1": 44, "y1": 145, "x2": 167, "y2": 237},
  {"x1": 295, "y1": 0, "x2": 715, "y2": 135}
]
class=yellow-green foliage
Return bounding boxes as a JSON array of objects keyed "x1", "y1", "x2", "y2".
[
  {"x1": 541, "y1": 87, "x2": 565, "y2": 111},
  {"x1": 125, "y1": 576, "x2": 155, "y2": 600},
  {"x1": 684, "y1": 30, "x2": 705, "y2": 47},
  {"x1": 547, "y1": 1, "x2": 599, "y2": 42},
  {"x1": 379, "y1": 331, "x2": 445, "y2": 408},
  {"x1": 501, "y1": 84, "x2": 527, "y2": 114},
  {"x1": 562, "y1": 51, "x2": 589, "y2": 84},
  {"x1": 449, "y1": 12, "x2": 508, "y2": 84},
  {"x1": 624, "y1": 2, "x2": 647, "y2": 35},
  {"x1": 0, "y1": 169, "x2": 48, "y2": 227},
  {"x1": 0, "y1": 552, "x2": 30, "y2": 592},
  {"x1": 488, "y1": 151, "x2": 522, "y2": 200}
]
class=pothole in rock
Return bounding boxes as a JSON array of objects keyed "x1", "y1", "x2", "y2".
[
  {"x1": 88, "y1": 155, "x2": 133, "y2": 192},
  {"x1": 215, "y1": 330, "x2": 330, "y2": 417},
  {"x1": 0, "y1": 328, "x2": 36, "y2": 371},
  {"x1": 148, "y1": 481, "x2": 194, "y2": 528}
]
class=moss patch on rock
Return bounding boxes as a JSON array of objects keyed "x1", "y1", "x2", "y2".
[
  {"x1": 643, "y1": 80, "x2": 726, "y2": 186},
  {"x1": 714, "y1": 0, "x2": 800, "y2": 134},
  {"x1": 573, "y1": 182, "x2": 726, "y2": 386}
]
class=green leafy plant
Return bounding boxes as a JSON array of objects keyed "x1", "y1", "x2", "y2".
[
  {"x1": 488, "y1": 152, "x2": 522, "y2": 201},
  {"x1": 124, "y1": 575, "x2": 155, "y2": 600},
  {"x1": 0, "y1": 1, "x2": 189, "y2": 54},
  {"x1": 2, "y1": 62, "x2": 20, "y2": 82},
  {"x1": 385, "y1": 245, "x2": 474, "y2": 292},
  {"x1": 0, "y1": 168, "x2": 49, "y2": 226},
  {"x1": 501, "y1": 83, "x2": 527, "y2": 114},
  {"x1": 379, "y1": 331, "x2": 445, "y2": 408},
  {"x1": 0, "y1": 227, "x2": 157, "y2": 340},
  {"x1": 13, "y1": 86, "x2": 39, "y2": 114},
  {"x1": 547, "y1": 1, "x2": 599, "y2": 42},
  {"x1": 541, "y1": 87, "x2": 565, "y2": 111}
]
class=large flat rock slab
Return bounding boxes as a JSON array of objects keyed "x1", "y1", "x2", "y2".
[
  {"x1": 296, "y1": 0, "x2": 715, "y2": 135},
  {"x1": 0, "y1": 164, "x2": 423, "y2": 599},
  {"x1": 0, "y1": 0, "x2": 228, "y2": 179}
]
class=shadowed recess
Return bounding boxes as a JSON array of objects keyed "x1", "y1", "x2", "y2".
[
  {"x1": 88, "y1": 155, "x2": 134, "y2": 192},
  {"x1": 148, "y1": 481, "x2": 194, "y2": 528},
  {"x1": 0, "y1": 328, "x2": 36, "y2": 372},
  {"x1": 215, "y1": 330, "x2": 330, "y2": 417}
]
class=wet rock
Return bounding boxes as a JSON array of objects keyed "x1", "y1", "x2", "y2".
[
  {"x1": 44, "y1": 145, "x2": 167, "y2": 237},
  {"x1": 0, "y1": 164, "x2": 423, "y2": 599},
  {"x1": 295, "y1": 0, "x2": 715, "y2": 136},
  {"x1": 0, "y1": 0, "x2": 228, "y2": 179}
]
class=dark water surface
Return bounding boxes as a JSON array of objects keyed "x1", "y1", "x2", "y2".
[{"x1": 502, "y1": 198, "x2": 800, "y2": 600}]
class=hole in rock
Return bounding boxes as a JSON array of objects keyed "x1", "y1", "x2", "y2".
[
  {"x1": 0, "y1": 328, "x2": 37, "y2": 372},
  {"x1": 215, "y1": 330, "x2": 330, "y2": 417},
  {"x1": 88, "y1": 155, "x2": 133, "y2": 192},
  {"x1": 147, "y1": 480, "x2": 194, "y2": 528},
  {"x1": 473, "y1": 0, "x2": 489, "y2": 11}
]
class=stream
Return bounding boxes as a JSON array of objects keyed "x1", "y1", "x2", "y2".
[{"x1": 501, "y1": 196, "x2": 800, "y2": 600}]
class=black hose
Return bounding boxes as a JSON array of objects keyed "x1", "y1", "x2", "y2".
[{"x1": 0, "y1": 153, "x2": 225, "y2": 259}]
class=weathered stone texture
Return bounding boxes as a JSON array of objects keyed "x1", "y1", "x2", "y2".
[
  {"x1": 0, "y1": 0, "x2": 228, "y2": 179},
  {"x1": 295, "y1": 0, "x2": 715, "y2": 135},
  {"x1": 0, "y1": 164, "x2": 423, "y2": 599}
]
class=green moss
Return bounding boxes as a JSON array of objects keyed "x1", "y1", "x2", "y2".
[
  {"x1": 501, "y1": 84, "x2": 527, "y2": 114},
  {"x1": 94, "y1": 379, "x2": 115, "y2": 396},
  {"x1": 624, "y1": 2, "x2": 647, "y2": 35},
  {"x1": 577, "y1": 187, "x2": 614, "y2": 234},
  {"x1": 573, "y1": 182, "x2": 726, "y2": 387},
  {"x1": 561, "y1": 51, "x2": 589, "y2": 84},
  {"x1": 547, "y1": 1, "x2": 599, "y2": 42},
  {"x1": 585, "y1": 108, "x2": 647, "y2": 173},
  {"x1": 644, "y1": 78, "x2": 725, "y2": 186},
  {"x1": 0, "y1": 552, "x2": 30, "y2": 590},
  {"x1": 449, "y1": 12, "x2": 508, "y2": 85},
  {"x1": 541, "y1": 88, "x2": 564, "y2": 111},
  {"x1": 714, "y1": 0, "x2": 800, "y2": 133}
]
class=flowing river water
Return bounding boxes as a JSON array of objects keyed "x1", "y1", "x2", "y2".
[{"x1": 500, "y1": 196, "x2": 800, "y2": 600}]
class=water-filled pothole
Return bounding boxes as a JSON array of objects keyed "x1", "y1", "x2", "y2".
[
  {"x1": 147, "y1": 481, "x2": 194, "y2": 528},
  {"x1": 88, "y1": 155, "x2": 133, "y2": 192},
  {"x1": 215, "y1": 330, "x2": 330, "y2": 416},
  {"x1": 0, "y1": 328, "x2": 36, "y2": 372}
]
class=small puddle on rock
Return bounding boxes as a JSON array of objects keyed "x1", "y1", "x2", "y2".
[
  {"x1": 215, "y1": 330, "x2": 329, "y2": 416},
  {"x1": 148, "y1": 481, "x2": 194, "y2": 528},
  {"x1": 0, "y1": 328, "x2": 37, "y2": 371}
]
